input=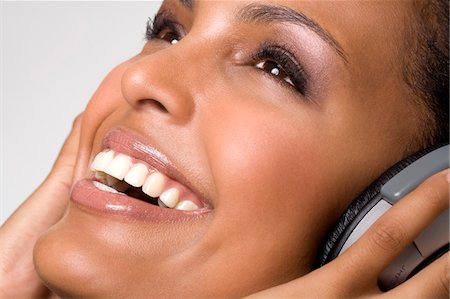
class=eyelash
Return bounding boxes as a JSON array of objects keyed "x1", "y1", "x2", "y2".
[
  {"x1": 250, "y1": 43, "x2": 308, "y2": 96},
  {"x1": 145, "y1": 12, "x2": 308, "y2": 97},
  {"x1": 146, "y1": 11, "x2": 182, "y2": 44}
]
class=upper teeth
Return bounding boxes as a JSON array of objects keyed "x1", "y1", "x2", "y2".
[
  {"x1": 105, "y1": 154, "x2": 132, "y2": 180},
  {"x1": 159, "y1": 187, "x2": 180, "y2": 208},
  {"x1": 125, "y1": 163, "x2": 148, "y2": 187},
  {"x1": 90, "y1": 149, "x2": 200, "y2": 211},
  {"x1": 91, "y1": 150, "x2": 114, "y2": 172},
  {"x1": 142, "y1": 172, "x2": 165, "y2": 197}
]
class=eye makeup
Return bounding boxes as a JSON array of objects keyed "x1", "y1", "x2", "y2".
[
  {"x1": 144, "y1": 9, "x2": 313, "y2": 101},
  {"x1": 146, "y1": 10, "x2": 184, "y2": 42},
  {"x1": 250, "y1": 41, "x2": 308, "y2": 97}
]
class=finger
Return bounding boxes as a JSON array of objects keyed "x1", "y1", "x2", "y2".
[
  {"x1": 332, "y1": 169, "x2": 449, "y2": 287},
  {"x1": 0, "y1": 114, "x2": 83, "y2": 273},
  {"x1": 1, "y1": 114, "x2": 83, "y2": 246},
  {"x1": 242, "y1": 272, "x2": 323, "y2": 299},
  {"x1": 25, "y1": 112, "x2": 83, "y2": 212},
  {"x1": 387, "y1": 252, "x2": 449, "y2": 298},
  {"x1": 48, "y1": 112, "x2": 83, "y2": 184}
]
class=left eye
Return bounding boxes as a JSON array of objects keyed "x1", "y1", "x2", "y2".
[{"x1": 255, "y1": 60, "x2": 294, "y2": 86}]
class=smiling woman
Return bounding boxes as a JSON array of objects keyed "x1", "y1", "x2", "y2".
[{"x1": 1, "y1": 0, "x2": 449, "y2": 298}]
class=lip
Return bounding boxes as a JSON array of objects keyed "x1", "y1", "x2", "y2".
[
  {"x1": 70, "y1": 126, "x2": 212, "y2": 221},
  {"x1": 71, "y1": 179, "x2": 210, "y2": 222},
  {"x1": 106, "y1": 127, "x2": 212, "y2": 206}
]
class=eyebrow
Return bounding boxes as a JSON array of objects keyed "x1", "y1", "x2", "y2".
[
  {"x1": 177, "y1": 0, "x2": 348, "y2": 63},
  {"x1": 178, "y1": 0, "x2": 194, "y2": 10}
]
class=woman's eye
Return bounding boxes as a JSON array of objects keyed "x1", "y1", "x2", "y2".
[
  {"x1": 159, "y1": 30, "x2": 180, "y2": 45},
  {"x1": 255, "y1": 60, "x2": 294, "y2": 86},
  {"x1": 145, "y1": 12, "x2": 183, "y2": 45}
]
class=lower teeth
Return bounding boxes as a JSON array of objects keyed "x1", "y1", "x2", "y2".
[
  {"x1": 158, "y1": 199, "x2": 168, "y2": 208},
  {"x1": 93, "y1": 172, "x2": 200, "y2": 211},
  {"x1": 93, "y1": 181, "x2": 120, "y2": 194},
  {"x1": 93, "y1": 177, "x2": 163, "y2": 208}
]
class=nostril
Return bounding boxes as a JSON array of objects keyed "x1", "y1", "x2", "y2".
[
  {"x1": 139, "y1": 99, "x2": 169, "y2": 113},
  {"x1": 121, "y1": 64, "x2": 193, "y2": 120}
]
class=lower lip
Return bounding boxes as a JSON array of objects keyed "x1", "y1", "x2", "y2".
[{"x1": 70, "y1": 179, "x2": 211, "y2": 222}]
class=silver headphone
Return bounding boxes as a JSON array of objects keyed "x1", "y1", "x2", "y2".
[{"x1": 317, "y1": 144, "x2": 449, "y2": 291}]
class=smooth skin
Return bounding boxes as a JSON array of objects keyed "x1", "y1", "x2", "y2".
[
  {"x1": 1, "y1": 0, "x2": 449, "y2": 298},
  {"x1": 1, "y1": 116, "x2": 448, "y2": 298}
]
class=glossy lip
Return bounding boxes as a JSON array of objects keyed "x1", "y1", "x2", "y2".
[
  {"x1": 71, "y1": 179, "x2": 210, "y2": 222},
  {"x1": 102, "y1": 126, "x2": 212, "y2": 208},
  {"x1": 70, "y1": 126, "x2": 212, "y2": 222}
]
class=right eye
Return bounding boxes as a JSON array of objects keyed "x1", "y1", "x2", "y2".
[
  {"x1": 146, "y1": 11, "x2": 183, "y2": 45},
  {"x1": 159, "y1": 31, "x2": 180, "y2": 45}
]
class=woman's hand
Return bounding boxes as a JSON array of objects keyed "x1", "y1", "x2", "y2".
[
  {"x1": 0, "y1": 114, "x2": 82, "y2": 299},
  {"x1": 246, "y1": 169, "x2": 449, "y2": 299}
]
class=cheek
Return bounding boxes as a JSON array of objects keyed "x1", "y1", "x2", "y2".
[
  {"x1": 83, "y1": 62, "x2": 130, "y2": 130},
  {"x1": 218, "y1": 118, "x2": 320, "y2": 207},
  {"x1": 73, "y1": 58, "x2": 137, "y2": 181},
  {"x1": 201, "y1": 99, "x2": 336, "y2": 272},
  {"x1": 207, "y1": 101, "x2": 327, "y2": 209}
]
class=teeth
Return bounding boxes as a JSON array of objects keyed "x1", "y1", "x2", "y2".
[
  {"x1": 158, "y1": 198, "x2": 168, "y2": 208},
  {"x1": 106, "y1": 175, "x2": 119, "y2": 187},
  {"x1": 95, "y1": 171, "x2": 107, "y2": 181},
  {"x1": 93, "y1": 181, "x2": 119, "y2": 194},
  {"x1": 91, "y1": 150, "x2": 114, "y2": 172},
  {"x1": 175, "y1": 200, "x2": 199, "y2": 211},
  {"x1": 105, "y1": 154, "x2": 132, "y2": 180},
  {"x1": 91, "y1": 149, "x2": 202, "y2": 211},
  {"x1": 142, "y1": 172, "x2": 165, "y2": 198},
  {"x1": 159, "y1": 188, "x2": 180, "y2": 208},
  {"x1": 124, "y1": 163, "x2": 148, "y2": 187},
  {"x1": 90, "y1": 152, "x2": 105, "y2": 171}
]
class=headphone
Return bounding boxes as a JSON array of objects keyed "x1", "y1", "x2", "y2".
[{"x1": 317, "y1": 144, "x2": 449, "y2": 291}]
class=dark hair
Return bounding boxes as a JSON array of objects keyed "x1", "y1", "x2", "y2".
[{"x1": 404, "y1": 0, "x2": 449, "y2": 147}]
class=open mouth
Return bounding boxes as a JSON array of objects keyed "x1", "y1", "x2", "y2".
[{"x1": 90, "y1": 149, "x2": 204, "y2": 211}]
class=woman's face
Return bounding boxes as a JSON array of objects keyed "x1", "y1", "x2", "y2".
[{"x1": 34, "y1": 1, "x2": 424, "y2": 298}]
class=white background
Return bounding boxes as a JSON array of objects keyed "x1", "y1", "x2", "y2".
[{"x1": 1, "y1": 1, "x2": 162, "y2": 224}]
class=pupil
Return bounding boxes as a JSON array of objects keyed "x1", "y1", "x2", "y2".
[
  {"x1": 161, "y1": 31, "x2": 179, "y2": 44},
  {"x1": 271, "y1": 67, "x2": 280, "y2": 76},
  {"x1": 264, "y1": 61, "x2": 281, "y2": 76}
]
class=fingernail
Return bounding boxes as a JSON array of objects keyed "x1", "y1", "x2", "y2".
[{"x1": 446, "y1": 169, "x2": 450, "y2": 183}]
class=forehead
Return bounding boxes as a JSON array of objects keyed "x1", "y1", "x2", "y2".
[
  {"x1": 162, "y1": 0, "x2": 414, "y2": 92},
  {"x1": 165, "y1": 0, "x2": 413, "y2": 63},
  {"x1": 288, "y1": 1, "x2": 413, "y2": 60}
]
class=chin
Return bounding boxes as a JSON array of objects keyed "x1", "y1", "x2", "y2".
[{"x1": 34, "y1": 204, "x2": 302, "y2": 299}]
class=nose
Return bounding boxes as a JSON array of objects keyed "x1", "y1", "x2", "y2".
[{"x1": 121, "y1": 47, "x2": 195, "y2": 123}]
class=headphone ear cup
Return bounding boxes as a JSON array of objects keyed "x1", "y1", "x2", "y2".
[
  {"x1": 316, "y1": 174, "x2": 389, "y2": 267},
  {"x1": 316, "y1": 145, "x2": 443, "y2": 268}
]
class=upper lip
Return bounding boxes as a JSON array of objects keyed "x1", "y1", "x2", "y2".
[{"x1": 101, "y1": 126, "x2": 212, "y2": 208}]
